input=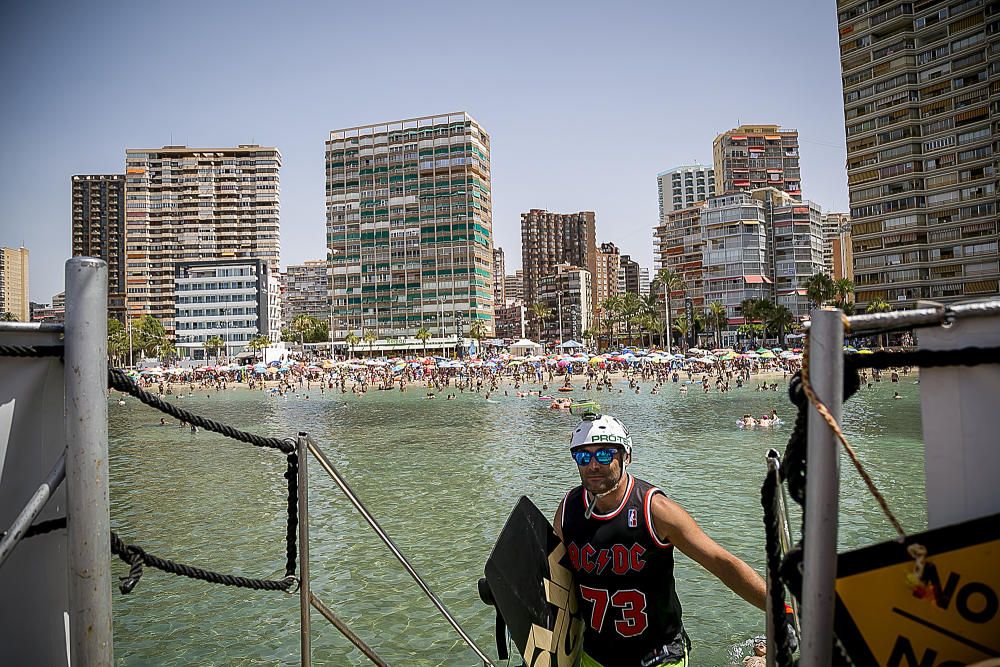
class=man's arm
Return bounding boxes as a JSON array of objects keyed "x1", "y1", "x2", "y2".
[{"x1": 650, "y1": 494, "x2": 766, "y2": 610}]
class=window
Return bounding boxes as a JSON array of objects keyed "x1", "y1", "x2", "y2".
[{"x1": 957, "y1": 126, "x2": 990, "y2": 145}]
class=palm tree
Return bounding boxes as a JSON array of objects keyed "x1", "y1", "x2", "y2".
[
  {"x1": 620, "y1": 292, "x2": 642, "y2": 347},
  {"x1": 672, "y1": 315, "x2": 691, "y2": 352},
  {"x1": 108, "y1": 318, "x2": 128, "y2": 366},
  {"x1": 415, "y1": 327, "x2": 431, "y2": 357},
  {"x1": 363, "y1": 329, "x2": 377, "y2": 358},
  {"x1": 582, "y1": 328, "x2": 596, "y2": 350},
  {"x1": 833, "y1": 278, "x2": 855, "y2": 307},
  {"x1": 204, "y1": 335, "x2": 226, "y2": 363},
  {"x1": 599, "y1": 296, "x2": 623, "y2": 349},
  {"x1": 345, "y1": 332, "x2": 360, "y2": 359},
  {"x1": 639, "y1": 314, "x2": 663, "y2": 349},
  {"x1": 707, "y1": 301, "x2": 727, "y2": 349},
  {"x1": 1, "y1": 312, "x2": 18, "y2": 322},
  {"x1": 652, "y1": 269, "x2": 686, "y2": 354},
  {"x1": 247, "y1": 334, "x2": 271, "y2": 362},
  {"x1": 766, "y1": 305, "x2": 796, "y2": 347},
  {"x1": 865, "y1": 299, "x2": 892, "y2": 348},
  {"x1": 529, "y1": 302, "x2": 550, "y2": 341},
  {"x1": 739, "y1": 299, "x2": 772, "y2": 348},
  {"x1": 468, "y1": 320, "x2": 487, "y2": 355},
  {"x1": 803, "y1": 273, "x2": 836, "y2": 309}
]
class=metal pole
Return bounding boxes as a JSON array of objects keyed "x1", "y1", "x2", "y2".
[
  {"x1": 305, "y1": 437, "x2": 495, "y2": 667},
  {"x1": 310, "y1": 593, "x2": 388, "y2": 667},
  {"x1": 0, "y1": 452, "x2": 66, "y2": 569},
  {"x1": 558, "y1": 291, "x2": 563, "y2": 343},
  {"x1": 297, "y1": 434, "x2": 312, "y2": 667},
  {"x1": 800, "y1": 308, "x2": 843, "y2": 667},
  {"x1": 64, "y1": 257, "x2": 112, "y2": 666}
]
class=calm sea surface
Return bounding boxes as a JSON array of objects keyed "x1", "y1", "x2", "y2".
[{"x1": 108, "y1": 374, "x2": 926, "y2": 666}]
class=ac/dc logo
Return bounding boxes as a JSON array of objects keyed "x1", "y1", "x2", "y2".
[{"x1": 566, "y1": 542, "x2": 647, "y2": 575}]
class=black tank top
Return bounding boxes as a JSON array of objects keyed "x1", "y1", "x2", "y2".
[{"x1": 560, "y1": 475, "x2": 687, "y2": 666}]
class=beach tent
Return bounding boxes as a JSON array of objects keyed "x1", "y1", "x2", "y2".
[
  {"x1": 558, "y1": 340, "x2": 584, "y2": 349},
  {"x1": 510, "y1": 339, "x2": 543, "y2": 356}
]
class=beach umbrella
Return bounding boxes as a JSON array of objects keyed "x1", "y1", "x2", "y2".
[
  {"x1": 759, "y1": 351, "x2": 776, "y2": 359},
  {"x1": 756, "y1": 347, "x2": 768, "y2": 354},
  {"x1": 857, "y1": 349, "x2": 874, "y2": 355}
]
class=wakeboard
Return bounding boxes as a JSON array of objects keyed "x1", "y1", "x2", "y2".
[{"x1": 479, "y1": 496, "x2": 584, "y2": 666}]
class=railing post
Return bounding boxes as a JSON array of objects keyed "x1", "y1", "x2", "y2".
[
  {"x1": 800, "y1": 308, "x2": 843, "y2": 667},
  {"x1": 64, "y1": 257, "x2": 112, "y2": 666},
  {"x1": 297, "y1": 433, "x2": 312, "y2": 667}
]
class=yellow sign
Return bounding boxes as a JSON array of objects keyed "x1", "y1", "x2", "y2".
[{"x1": 835, "y1": 512, "x2": 1000, "y2": 666}]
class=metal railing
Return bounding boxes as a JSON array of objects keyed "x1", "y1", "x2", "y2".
[{"x1": 298, "y1": 434, "x2": 495, "y2": 667}]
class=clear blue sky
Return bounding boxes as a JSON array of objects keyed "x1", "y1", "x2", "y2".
[{"x1": 0, "y1": 0, "x2": 848, "y2": 303}]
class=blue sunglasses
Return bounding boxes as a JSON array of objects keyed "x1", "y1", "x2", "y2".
[{"x1": 571, "y1": 447, "x2": 620, "y2": 466}]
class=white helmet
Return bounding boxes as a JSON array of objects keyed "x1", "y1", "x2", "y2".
[{"x1": 570, "y1": 412, "x2": 633, "y2": 457}]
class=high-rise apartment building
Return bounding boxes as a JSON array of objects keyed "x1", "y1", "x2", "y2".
[
  {"x1": 654, "y1": 203, "x2": 707, "y2": 319},
  {"x1": 638, "y1": 267, "x2": 651, "y2": 296},
  {"x1": 713, "y1": 125, "x2": 802, "y2": 198},
  {"x1": 504, "y1": 271, "x2": 523, "y2": 305},
  {"x1": 595, "y1": 242, "x2": 622, "y2": 308},
  {"x1": 838, "y1": 0, "x2": 998, "y2": 308},
  {"x1": 657, "y1": 164, "x2": 716, "y2": 216},
  {"x1": 752, "y1": 189, "x2": 826, "y2": 320},
  {"x1": 537, "y1": 264, "x2": 592, "y2": 342},
  {"x1": 701, "y1": 193, "x2": 771, "y2": 323},
  {"x1": 822, "y1": 212, "x2": 854, "y2": 280},
  {"x1": 619, "y1": 254, "x2": 641, "y2": 295},
  {"x1": 520, "y1": 209, "x2": 597, "y2": 317},
  {"x1": 0, "y1": 247, "x2": 29, "y2": 321},
  {"x1": 493, "y1": 247, "x2": 506, "y2": 307},
  {"x1": 124, "y1": 145, "x2": 281, "y2": 335},
  {"x1": 174, "y1": 259, "x2": 280, "y2": 360},
  {"x1": 72, "y1": 174, "x2": 127, "y2": 322},
  {"x1": 281, "y1": 260, "x2": 330, "y2": 325},
  {"x1": 326, "y1": 113, "x2": 493, "y2": 347}
]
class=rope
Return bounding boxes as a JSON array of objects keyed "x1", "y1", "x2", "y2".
[
  {"x1": 0, "y1": 344, "x2": 64, "y2": 358},
  {"x1": 108, "y1": 368, "x2": 294, "y2": 454},
  {"x1": 111, "y1": 531, "x2": 296, "y2": 594},
  {"x1": 1, "y1": 517, "x2": 67, "y2": 540},
  {"x1": 283, "y1": 453, "x2": 299, "y2": 578},
  {"x1": 760, "y1": 466, "x2": 796, "y2": 666}
]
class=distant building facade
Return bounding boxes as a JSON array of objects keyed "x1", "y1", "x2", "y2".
[
  {"x1": 821, "y1": 213, "x2": 853, "y2": 281},
  {"x1": 493, "y1": 247, "x2": 506, "y2": 307},
  {"x1": 174, "y1": 259, "x2": 280, "y2": 360},
  {"x1": 326, "y1": 113, "x2": 494, "y2": 348},
  {"x1": 520, "y1": 209, "x2": 597, "y2": 319},
  {"x1": 504, "y1": 270, "x2": 523, "y2": 305},
  {"x1": 281, "y1": 260, "x2": 329, "y2": 325},
  {"x1": 595, "y1": 242, "x2": 622, "y2": 307},
  {"x1": 0, "y1": 246, "x2": 29, "y2": 322},
  {"x1": 537, "y1": 265, "x2": 592, "y2": 343},
  {"x1": 72, "y1": 174, "x2": 127, "y2": 321},
  {"x1": 124, "y1": 145, "x2": 281, "y2": 336},
  {"x1": 713, "y1": 125, "x2": 801, "y2": 198},
  {"x1": 654, "y1": 203, "x2": 707, "y2": 319},
  {"x1": 618, "y1": 254, "x2": 641, "y2": 295},
  {"x1": 838, "y1": 0, "x2": 998, "y2": 307},
  {"x1": 657, "y1": 164, "x2": 715, "y2": 216},
  {"x1": 495, "y1": 301, "x2": 527, "y2": 341}
]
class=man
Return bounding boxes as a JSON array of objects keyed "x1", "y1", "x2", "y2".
[{"x1": 554, "y1": 412, "x2": 766, "y2": 667}]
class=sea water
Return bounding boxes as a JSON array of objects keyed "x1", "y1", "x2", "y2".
[{"x1": 108, "y1": 375, "x2": 926, "y2": 666}]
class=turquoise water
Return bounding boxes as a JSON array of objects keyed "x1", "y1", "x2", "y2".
[{"x1": 108, "y1": 374, "x2": 926, "y2": 666}]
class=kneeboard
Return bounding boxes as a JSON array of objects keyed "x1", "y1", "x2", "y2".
[{"x1": 483, "y1": 496, "x2": 584, "y2": 666}]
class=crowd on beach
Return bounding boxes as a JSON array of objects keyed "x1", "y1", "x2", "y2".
[{"x1": 114, "y1": 346, "x2": 916, "y2": 430}]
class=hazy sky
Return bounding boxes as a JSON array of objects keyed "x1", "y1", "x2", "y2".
[{"x1": 0, "y1": 0, "x2": 848, "y2": 303}]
